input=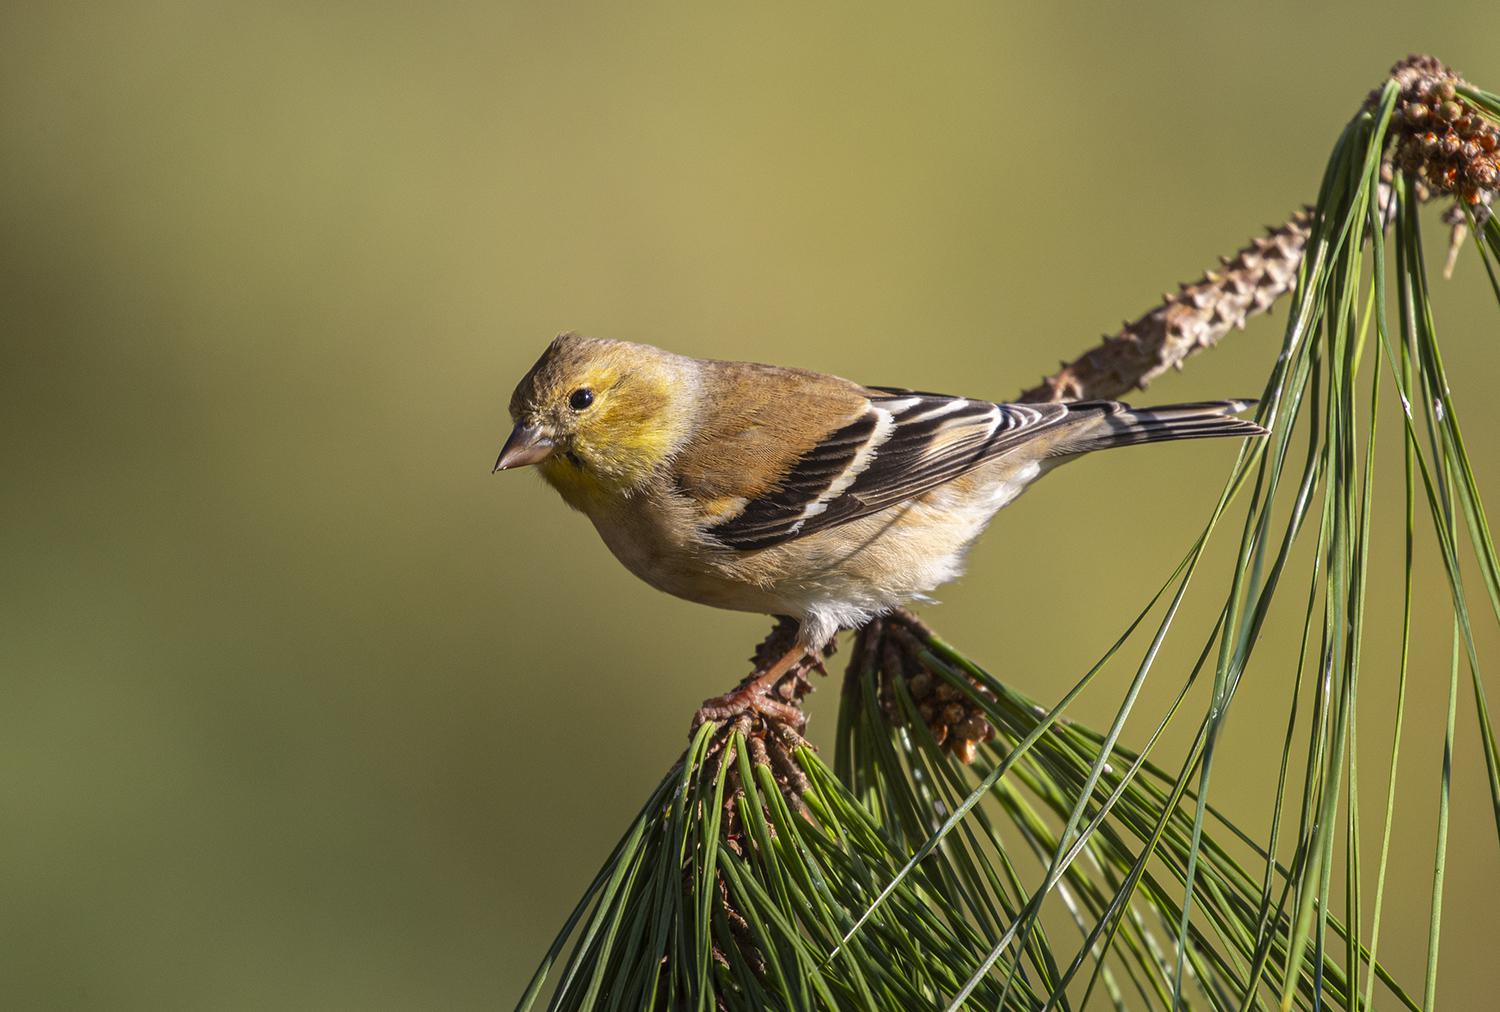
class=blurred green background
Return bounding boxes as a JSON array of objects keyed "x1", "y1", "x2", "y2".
[{"x1": 3, "y1": 3, "x2": 1497, "y2": 1008}]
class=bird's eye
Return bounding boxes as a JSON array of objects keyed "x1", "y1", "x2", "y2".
[{"x1": 568, "y1": 388, "x2": 595, "y2": 411}]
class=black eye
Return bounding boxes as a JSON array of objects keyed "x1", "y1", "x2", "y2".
[{"x1": 568, "y1": 388, "x2": 594, "y2": 411}]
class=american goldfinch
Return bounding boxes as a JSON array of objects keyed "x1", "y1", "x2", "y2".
[{"x1": 495, "y1": 333, "x2": 1265, "y2": 718}]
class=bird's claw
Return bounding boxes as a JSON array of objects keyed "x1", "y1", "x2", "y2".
[{"x1": 692, "y1": 683, "x2": 805, "y2": 734}]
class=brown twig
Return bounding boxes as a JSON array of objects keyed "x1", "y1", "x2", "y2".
[
  {"x1": 1018, "y1": 54, "x2": 1495, "y2": 406},
  {"x1": 1017, "y1": 209, "x2": 1310, "y2": 404}
]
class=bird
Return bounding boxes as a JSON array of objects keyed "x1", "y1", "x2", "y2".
[{"x1": 494, "y1": 332, "x2": 1266, "y2": 722}]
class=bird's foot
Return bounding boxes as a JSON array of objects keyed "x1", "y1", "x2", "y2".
[
  {"x1": 693, "y1": 683, "x2": 810, "y2": 731},
  {"x1": 693, "y1": 681, "x2": 806, "y2": 731},
  {"x1": 691, "y1": 620, "x2": 844, "y2": 834},
  {"x1": 692, "y1": 640, "x2": 815, "y2": 734}
]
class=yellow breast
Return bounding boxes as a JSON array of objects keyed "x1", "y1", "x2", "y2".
[{"x1": 538, "y1": 457, "x2": 613, "y2": 514}]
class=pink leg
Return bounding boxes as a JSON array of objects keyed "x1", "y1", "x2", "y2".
[{"x1": 693, "y1": 643, "x2": 813, "y2": 729}]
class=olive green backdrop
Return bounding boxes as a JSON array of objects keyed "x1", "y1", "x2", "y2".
[{"x1": 2, "y1": 3, "x2": 1497, "y2": 1009}]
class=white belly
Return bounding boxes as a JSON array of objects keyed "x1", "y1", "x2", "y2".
[{"x1": 581, "y1": 460, "x2": 1045, "y2": 646}]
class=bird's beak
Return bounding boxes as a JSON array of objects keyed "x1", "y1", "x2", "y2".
[{"x1": 493, "y1": 423, "x2": 556, "y2": 472}]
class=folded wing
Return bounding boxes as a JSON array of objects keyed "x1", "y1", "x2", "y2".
[{"x1": 705, "y1": 391, "x2": 1072, "y2": 550}]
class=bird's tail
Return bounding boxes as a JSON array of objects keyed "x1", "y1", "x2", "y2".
[{"x1": 1050, "y1": 399, "x2": 1267, "y2": 456}]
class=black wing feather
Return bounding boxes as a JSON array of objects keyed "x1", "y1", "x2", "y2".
[
  {"x1": 708, "y1": 394, "x2": 1067, "y2": 550},
  {"x1": 704, "y1": 392, "x2": 1260, "y2": 551},
  {"x1": 711, "y1": 410, "x2": 879, "y2": 545}
]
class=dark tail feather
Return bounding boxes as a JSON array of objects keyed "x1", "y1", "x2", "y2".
[{"x1": 1051, "y1": 399, "x2": 1268, "y2": 456}]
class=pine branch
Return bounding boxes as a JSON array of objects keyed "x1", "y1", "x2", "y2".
[
  {"x1": 1017, "y1": 209, "x2": 1311, "y2": 404},
  {"x1": 1019, "y1": 54, "x2": 1495, "y2": 406},
  {"x1": 516, "y1": 53, "x2": 1500, "y2": 1012}
]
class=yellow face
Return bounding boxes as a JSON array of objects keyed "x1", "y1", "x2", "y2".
[{"x1": 504, "y1": 333, "x2": 685, "y2": 508}]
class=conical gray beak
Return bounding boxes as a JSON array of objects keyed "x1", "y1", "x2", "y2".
[{"x1": 493, "y1": 423, "x2": 555, "y2": 472}]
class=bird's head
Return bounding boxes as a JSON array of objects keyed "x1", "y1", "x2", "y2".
[{"x1": 497, "y1": 333, "x2": 694, "y2": 501}]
